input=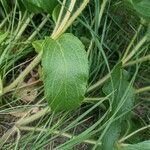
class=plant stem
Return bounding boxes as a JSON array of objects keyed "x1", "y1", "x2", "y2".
[
  {"x1": 52, "y1": 0, "x2": 76, "y2": 38},
  {"x1": 0, "y1": 13, "x2": 33, "y2": 65},
  {"x1": 2, "y1": 52, "x2": 42, "y2": 95},
  {"x1": 87, "y1": 0, "x2": 108, "y2": 57},
  {"x1": 16, "y1": 107, "x2": 50, "y2": 126},
  {"x1": 1, "y1": 14, "x2": 49, "y2": 96},
  {"x1": 0, "y1": 12, "x2": 11, "y2": 28},
  {"x1": 52, "y1": 0, "x2": 67, "y2": 34},
  {"x1": 18, "y1": 126, "x2": 102, "y2": 146},
  {"x1": 0, "y1": 107, "x2": 49, "y2": 148},
  {"x1": 14, "y1": 13, "x2": 34, "y2": 41},
  {"x1": 87, "y1": 51, "x2": 149, "y2": 92},
  {"x1": 87, "y1": 73, "x2": 110, "y2": 92},
  {"x1": 123, "y1": 54, "x2": 150, "y2": 67},
  {"x1": 122, "y1": 34, "x2": 148, "y2": 64},
  {"x1": 0, "y1": 127, "x2": 16, "y2": 148},
  {"x1": 55, "y1": 0, "x2": 90, "y2": 39},
  {"x1": 98, "y1": 0, "x2": 108, "y2": 26},
  {"x1": 27, "y1": 14, "x2": 50, "y2": 42},
  {"x1": 135, "y1": 86, "x2": 150, "y2": 94},
  {"x1": 122, "y1": 24, "x2": 143, "y2": 61},
  {"x1": 84, "y1": 97, "x2": 105, "y2": 101},
  {"x1": 14, "y1": 126, "x2": 21, "y2": 150},
  {"x1": 119, "y1": 124, "x2": 150, "y2": 142},
  {"x1": 87, "y1": 72, "x2": 150, "y2": 94}
]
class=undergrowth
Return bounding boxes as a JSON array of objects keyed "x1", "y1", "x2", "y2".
[{"x1": 0, "y1": 0, "x2": 150, "y2": 150}]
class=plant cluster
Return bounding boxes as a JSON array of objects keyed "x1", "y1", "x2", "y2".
[{"x1": 0, "y1": 0, "x2": 150, "y2": 149}]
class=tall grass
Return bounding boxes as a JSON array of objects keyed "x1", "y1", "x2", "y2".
[{"x1": 0, "y1": 0, "x2": 150, "y2": 149}]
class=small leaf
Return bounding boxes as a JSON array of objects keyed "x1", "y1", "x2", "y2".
[
  {"x1": 102, "y1": 122, "x2": 121, "y2": 150},
  {"x1": 32, "y1": 40, "x2": 44, "y2": 53},
  {"x1": 21, "y1": 0, "x2": 58, "y2": 14},
  {"x1": 117, "y1": 140, "x2": 150, "y2": 150},
  {"x1": 38, "y1": 65, "x2": 43, "y2": 79},
  {"x1": 42, "y1": 33, "x2": 89, "y2": 111},
  {"x1": 52, "y1": 4, "x2": 61, "y2": 23}
]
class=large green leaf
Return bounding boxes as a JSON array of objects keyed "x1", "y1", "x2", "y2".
[
  {"x1": 21, "y1": 0, "x2": 58, "y2": 14},
  {"x1": 42, "y1": 33, "x2": 89, "y2": 111},
  {"x1": 116, "y1": 140, "x2": 150, "y2": 150},
  {"x1": 101, "y1": 64, "x2": 135, "y2": 150}
]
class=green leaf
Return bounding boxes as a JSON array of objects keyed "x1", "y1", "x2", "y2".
[
  {"x1": 52, "y1": 4, "x2": 61, "y2": 23},
  {"x1": 102, "y1": 122, "x2": 121, "y2": 150},
  {"x1": 21, "y1": 0, "x2": 58, "y2": 14},
  {"x1": 42, "y1": 33, "x2": 89, "y2": 111},
  {"x1": 103, "y1": 64, "x2": 134, "y2": 116},
  {"x1": 117, "y1": 140, "x2": 150, "y2": 150},
  {"x1": 102, "y1": 64, "x2": 135, "y2": 150},
  {"x1": 32, "y1": 40, "x2": 45, "y2": 53}
]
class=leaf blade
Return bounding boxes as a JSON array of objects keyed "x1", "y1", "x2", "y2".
[{"x1": 42, "y1": 33, "x2": 89, "y2": 111}]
